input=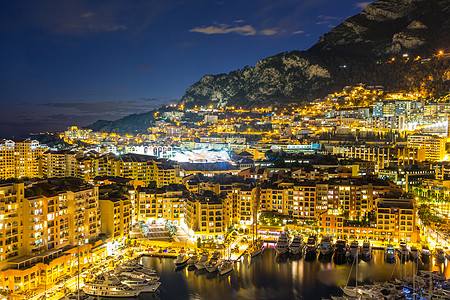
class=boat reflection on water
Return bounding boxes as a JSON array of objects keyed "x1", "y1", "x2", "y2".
[{"x1": 139, "y1": 247, "x2": 450, "y2": 300}]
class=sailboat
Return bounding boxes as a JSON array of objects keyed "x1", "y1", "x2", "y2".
[
  {"x1": 219, "y1": 240, "x2": 234, "y2": 276},
  {"x1": 250, "y1": 185, "x2": 264, "y2": 258},
  {"x1": 341, "y1": 247, "x2": 359, "y2": 297}
]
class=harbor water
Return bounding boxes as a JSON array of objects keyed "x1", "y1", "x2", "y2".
[{"x1": 139, "y1": 248, "x2": 450, "y2": 300}]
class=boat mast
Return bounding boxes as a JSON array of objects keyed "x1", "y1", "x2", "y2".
[{"x1": 254, "y1": 184, "x2": 261, "y2": 247}]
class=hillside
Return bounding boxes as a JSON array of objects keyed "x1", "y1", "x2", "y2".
[{"x1": 179, "y1": 0, "x2": 450, "y2": 108}]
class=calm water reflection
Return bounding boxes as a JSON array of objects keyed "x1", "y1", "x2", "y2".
[{"x1": 139, "y1": 248, "x2": 450, "y2": 300}]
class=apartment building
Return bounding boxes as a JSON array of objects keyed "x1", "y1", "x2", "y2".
[
  {"x1": 332, "y1": 146, "x2": 390, "y2": 171},
  {"x1": 0, "y1": 181, "x2": 105, "y2": 292},
  {"x1": 76, "y1": 153, "x2": 180, "y2": 187},
  {"x1": 407, "y1": 135, "x2": 446, "y2": 161},
  {"x1": 39, "y1": 149, "x2": 78, "y2": 178},
  {"x1": 376, "y1": 198, "x2": 417, "y2": 243},
  {"x1": 137, "y1": 184, "x2": 188, "y2": 226},
  {"x1": 184, "y1": 191, "x2": 226, "y2": 238},
  {"x1": 0, "y1": 139, "x2": 47, "y2": 180},
  {"x1": 99, "y1": 196, "x2": 131, "y2": 243}
]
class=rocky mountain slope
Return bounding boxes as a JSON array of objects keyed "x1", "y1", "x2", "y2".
[{"x1": 179, "y1": 0, "x2": 450, "y2": 108}]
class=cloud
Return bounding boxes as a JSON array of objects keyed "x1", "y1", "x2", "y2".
[
  {"x1": 190, "y1": 24, "x2": 257, "y2": 36},
  {"x1": 81, "y1": 12, "x2": 95, "y2": 18},
  {"x1": 355, "y1": 2, "x2": 371, "y2": 10},
  {"x1": 42, "y1": 100, "x2": 160, "y2": 114},
  {"x1": 260, "y1": 29, "x2": 277, "y2": 36},
  {"x1": 292, "y1": 30, "x2": 304, "y2": 34},
  {"x1": 316, "y1": 14, "x2": 341, "y2": 27},
  {"x1": 317, "y1": 15, "x2": 341, "y2": 21}
]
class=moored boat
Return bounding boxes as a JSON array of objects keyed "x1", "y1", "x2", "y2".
[
  {"x1": 83, "y1": 275, "x2": 143, "y2": 297},
  {"x1": 385, "y1": 244, "x2": 396, "y2": 262},
  {"x1": 421, "y1": 245, "x2": 431, "y2": 261},
  {"x1": 410, "y1": 246, "x2": 419, "y2": 261},
  {"x1": 218, "y1": 259, "x2": 233, "y2": 276},
  {"x1": 360, "y1": 241, "x2": 372, "y2": 261},
  {"x1": 205, "y1": 258, "x2": 222, "y2": 273},
  {"x1": 194, "y1": 253, "x2": 209, "y2": 270},
  {"x1": 175, "y1": 253, "x2": 189, "y2": 267},
  {"x1": 347, "y1": 240, "x2": 359, "y2": 262},
  {"x1": 318, "y1": 236, "x2": 333, "y2": 257},
  {"x1": 398, "y1": 242, "x2": 409, "y2": 262},
  {"x1": 275, "y1": 232, "x2": 290, "y2": 255},
  {"x1": 434, "y1": 248, "x2": 446, "y2": 261},
  {"x1": 334, "y1": 240, "x2": 347, "y2": 263},
  {"x1": 187, "y1": 253, "x2": 199, "y2": 266},
  {"x1": 289, "y1": 235, "x2": 305, "y2": 255}
]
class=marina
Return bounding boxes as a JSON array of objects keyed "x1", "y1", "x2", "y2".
[{"x1": 134, "y1": 246, "x2": 450, "y2": 300}]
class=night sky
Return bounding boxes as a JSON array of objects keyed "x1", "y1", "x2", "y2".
[{"x1": 0, "y1": 0, "x2": 373, "y2": 137}]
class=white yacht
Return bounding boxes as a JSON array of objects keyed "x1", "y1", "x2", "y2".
[
  {"x1": 115, "y1": 261, "x2": 156, "y2": 274},
  {"x1": 318, "y1": 236, "x2": 333, "y2": 257},
  {"x1": 289, "y1": 235, "x2": 305, "y2": 255},
  {"x1": 121, "y1": 277, "x2": 161, "y2": 293},
  {"x1": 218, "y1": 259, "x2": 233, "y2": 276},
  {"x1": 117, "y1": 270, "x2": 159, "y2": 282},
  {"x1": 385, "y1": 244, "x2": 396, "y2": 262},
  {"x1": 410, "y1": 246, "x2": 419, "y2": 261},
  {"x1": 275, "y1": 232, "x2": 290, "y2": 255},
  {"x1": 194, "y1": 253, "x2": 209, "y2": 270},
  {"x1": 175, "y1": 253, "x2": 189, "y2": 267},
  {"x1": 347, "y1": 240, "x2": 359, "y2": 262},
  {"x1": 361, "y1": 241, "x2": 372, "y2": 261},
  {"x1": 83, "y1": 275, "x2": 146, "y2": 297}
]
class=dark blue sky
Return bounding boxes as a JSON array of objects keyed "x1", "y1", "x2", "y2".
[{"x1": 0, "y1": 0, "x2": 373, "y2": 137}]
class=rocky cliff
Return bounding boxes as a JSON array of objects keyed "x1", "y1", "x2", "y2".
[{"x1": 179, "y1": 0, "x2": 450, "y2": 108}]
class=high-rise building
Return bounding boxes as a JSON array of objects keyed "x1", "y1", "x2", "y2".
[
  {"x1": 0, "y1": 181, "x2": 106, "y2": 292},
  {"x1": 0, "y1": 139, "x2": 47, "y2": 180},
  {"x1": 407, "y1": 135, "x2": 446, "y2": 161}
]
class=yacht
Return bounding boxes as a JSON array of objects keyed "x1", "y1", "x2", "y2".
[
  {"x1": 289, "y1": 235, "x2": 305, "y2": 255},
  {"x1": 318, "y1": 236, "x2": 334, "y2": 257},
  {"x1": 205, "y1": 251, "x2": 221, "y2": 272},
  {"x1": 334, "y1": 240, "x2": 347, "y2": 257},
  {"x1": 117, "y1": 270, "x2": 159, "y2": 282},
  {"x1": 305, "y1": 235, "x2": 318, "y2": 259},
  {"x1": 218, "y1": 259, "x2": 233, "y2": 276},
  {"x1": 360, "y1": 241, "x2": 372, "y2": 261},
  {"x1": 250, "y1": 240, "x2": 264, "y2": 258},
  {"x1": 175, "y1": 253, "x2": 189, "y2": 267},
  {"x1": 347, "y1": 240, "x2": 359, "y2": 262},
  {"x1": 275, "y1": 232, "x2": 290, "y2": 255},
  {"x1": 398, "y1": 242, "x2": 409, "y2": 261},
  {"x1": 205, "y1": 258, "x2": 222, "y2": 273},
  {"x1": 83, "y1": 275, "x2": 155, "y2": 297},
  {"x1": 194, "y1": 253, "x2": 209, "y2": 270},
  {"x1": 115, "y1": 261, "x2": 156, "y2": 274},
  {"x1": 410, "y1": 246, "x2": 419, "y2": 261},
  {"x1": 434, "y1": 248, "x2": 446, "y2": 261},
  {"x1": 187, "y1": 253, "x2": 199, "y2": 266},
  {"x1": 385, "y1": 244, "x2": 396, "y2": 262},
  {"x1": 120, "y1": 277, "x2": 161, "y2": 292},
  {"x1": 421, "y1": 245, "x2": 431, "y2": 261}
]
